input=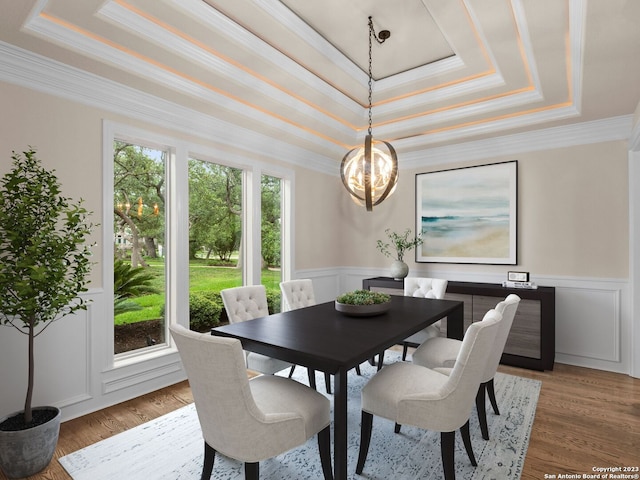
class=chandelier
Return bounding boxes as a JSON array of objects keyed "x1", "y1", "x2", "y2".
[{"x1": 340, "y1": 16, "x2": 398, "y2": 212}]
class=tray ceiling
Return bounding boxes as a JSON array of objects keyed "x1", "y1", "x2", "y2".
[{"x1": 1, "y1": 0, "x2": 639, "y2": 169}]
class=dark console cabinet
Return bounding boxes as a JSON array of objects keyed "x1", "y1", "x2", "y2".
[{"x1": 362, "y1": 277, "x2": 555, "y2": 371}]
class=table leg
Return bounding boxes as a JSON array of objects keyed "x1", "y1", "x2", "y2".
[
  {"x1": 447, "y1": 303, "x2": 464, "y2": 340},
  {"x1": 333, "y1": 367, "x2": 348, "y2": 480}
]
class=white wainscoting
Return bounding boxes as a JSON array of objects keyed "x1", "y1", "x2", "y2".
[
  {"x1": 299, "y1": 267, "x2": 632, "y2": 375},
  {"x1": 0, "y1": 291, "x2": 98, "y2": 422}
]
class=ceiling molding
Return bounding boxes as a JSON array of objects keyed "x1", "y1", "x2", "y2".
[
  {"x1": 510, "y1": 0, "x2": 542, "y2": 91},
  {"x1": 400, "y1": 115, "x2": 633, "y2": 170},
  {"x1": 22, "y1": 12, "x2": 354, "y2": 148},
  {"x1": 568, "y1": 0, "x2": 587, "y2": 113},
  {"x1": 0, "y1": 12, "x2": 631, "y2": 177},
  {"x1": 171, "y1": 0, "x2": 364, "y2": 113},
  {"x1": 98, "y1": 1, "x2": 352, "y2": 134},
  {"x1": 374, "y1": 56, "x2": 466, "y2": 93},
  {"x1": 629, "y1": 115, "x2": 640, "y2": 152},
  {"x1": 376, "y1": 88, "x2": 545, "y2": 141},
  {"x1": 374, "y1": 71, "x2": 507, "y2": 117},
  {"x1": 0, "y1": 40, "x2": 340, "y2": 175},
  {"x1": 18, "y1": 0, "x2": 589, "y2": 151}
]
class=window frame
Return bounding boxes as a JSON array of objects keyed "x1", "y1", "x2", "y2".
[{"x1": 103, "y1": 121, "x2": 294, "y2": 367}]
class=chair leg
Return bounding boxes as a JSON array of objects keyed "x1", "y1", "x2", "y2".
[
  {"x1": 355, "y1": 364, "x2": 361, "y2": 375},
  {"x1": 377, "y1": 351, "x2": 384, "y2": 371},
  {"x1": 440, "y1": 431, "x2": 456, "y2": 480},
  {"x1": 486, "y1": 378, "x2": 500, "y2": 415},
  {"x1": 324, "y1": 372, "x2": 332, "y2": 394},
  {"x1": 475, "y1": 383, "x2": 489, "y2": 440},
  {"x1": 201, "y1": 441, "x2": 215, "y2": 480},
  {"x1": 355, "y1": 411, "x2": 373, "y2": 475},
  {"x1": 288, "y1": 365, "x2": 296, "y2": 378},
  {"x1": 244, "y1": 462, "x2": 259, "y2": 480},
  {"x1": 307, "y1": 368, "x2": 317, "y2": 390},
  {"x1": 317, "y1": 425, "x2": 333, "y2": 480},
  {"x1": 402, "y1": 342, "x2": 409, "y2": 361},
  {"x1": 460, "y1": 420, "x2": 477, "y2": 466},
  {"x1": 394, "y1": 422, "x2": 401, "y2": 434}
]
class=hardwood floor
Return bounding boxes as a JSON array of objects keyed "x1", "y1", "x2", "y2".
[{"x1": 3, "y1": 361, "x2": 638, "y2": 480}]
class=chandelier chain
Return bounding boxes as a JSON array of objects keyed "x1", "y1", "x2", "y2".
[
  {"x1": 367, "y1": 17, "x2": 388, "y2": 136},
  {"x1": 367, "y1": 17, "x2": 374, "y2": 136}
]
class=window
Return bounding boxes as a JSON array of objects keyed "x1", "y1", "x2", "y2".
[
  {"x1": 113, "y1": 141, "x2": 167, "y2": 354},
  {"x1": 261, "y1": 174, "x2": 282, "y2": 294},
  {"x1": 187, "y1": 158, "x2": 243, "y2": 330},
  {"x1": 106, "y1": 123, "x2": 293, "y2": 360}
]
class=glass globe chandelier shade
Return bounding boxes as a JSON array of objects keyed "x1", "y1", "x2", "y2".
[{"x1": 341, "y1": 134, "x2": 398, "y2": 211}]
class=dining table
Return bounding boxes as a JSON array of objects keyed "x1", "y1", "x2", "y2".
[{"x1": 211, "y1": 294, "x2": 464, "y2": 480}]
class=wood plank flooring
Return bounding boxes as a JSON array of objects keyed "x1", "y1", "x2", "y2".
[{"x1": 2, "y1": 361, "x2": 638, "y2": 480}]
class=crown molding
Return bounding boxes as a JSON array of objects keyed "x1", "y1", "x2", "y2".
[
  {"x1": 98, "y1": 1, "x2": 352, "y2": 134},
  {"x1": 169, "y1": 0, "x2": 363, "y2": 116},
  {"x1": 1, "y1": 37, "x2": 631, "y2": 177},
  {"x1": 400, "y1": 115, "x2": 634, "y2": 169},
  {"x1": 20, "y1": 0, "x2": 588, "y2": 148},
  {"x1": 0, "y1": 40, "x2": 340, "y2": 175},
  {"x1": 376, "y1": 88, "x2": 545, "y2": 141}
]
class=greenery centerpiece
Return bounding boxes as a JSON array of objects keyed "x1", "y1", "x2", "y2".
[
  {"x1": 0, "y1": 149, "x2": 95, "y2": 478},
  {"x1": 335, "y1": 289, "x2": 391, "y2": 317},
  {"x1": 376, "y1": 228, "x2": 423, "y2": 280}
]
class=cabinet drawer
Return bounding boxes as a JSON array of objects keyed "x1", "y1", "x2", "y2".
[
  {"x1": 472, "y1": 295, "x2": 541, "y2": 359},
  {"x1": 370, "y1": 286, "x2": 405, "y2": 296},
  {"x1": 442, "y1": 292, "x2": 474, "y2": 334}
]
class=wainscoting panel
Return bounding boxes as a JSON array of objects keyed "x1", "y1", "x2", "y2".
[
  {"x1": 295, "y1": 268, "x2": 343, "y2": 303},
  {"x1": 555, "y1": 287, "x2": 620, "y2": 362},
  {"x1": 0, "y1": 292, "x2": 96, "y2": 421}
]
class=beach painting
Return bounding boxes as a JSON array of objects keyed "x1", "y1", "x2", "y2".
[{"x1": 415, "y1": 161, "x2": 517, "y2": 264}]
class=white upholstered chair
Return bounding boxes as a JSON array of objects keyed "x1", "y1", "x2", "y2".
[
  {"x1": 355, "y1": 309, "x2": 502, "y2": 480},
  {"x1": 279, "y1": 279, "x2": 361, "y2": 392},
  {"x1": 401, "y1": 277, "x2": 449, "y2": 360},
  {"x1": 279, "y1": 279, "x2": 333, "y2": 392},
  {"x1": 170, "y1": 325, "x2": 333, "y2": 480},
  {"x1": 220, "y1": 285, "x2": 292, "y2": 375},
  {"x1": 280, "y1": 279, "x2": 316, "y2": 310},
  {"x1": 412, "y1": 294, "x2": 521, "y2": 440}
]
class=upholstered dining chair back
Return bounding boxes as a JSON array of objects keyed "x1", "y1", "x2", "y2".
[
  {"x1": 411, "y1": 293, "x2": 521, "y2": 441},
  {"x1": 170, "y1": 325, "x2": 266, "y2": 456},
  {"x1": 482, "y1": 294, "x2": 520, "y2": 382},
  {"x1": 221, "y1": 284, "x2": 269, "y2": 323},
  {"x1": 400, "y1": 277, "x2": 449, "y2": 360},
  {"x1": 280, "y1": 279, "x2": 316, "y2": 311},
  {"x1": 415, "y1": 309, "x2": 502, "y2": 431},
  {"x1": 170, "y1": 325, "x2": 333, "y2": 480},
  {"x1": 220, "y1": 285, "x2": 292, "y2": 375},
  {"x1": 279, "y1": 278, "x2": 335, "y2": 392},
  {"x1": 355, "y1": 309, "x2": 502, "y2": 480},
  {"x1": 404, "y1": 277, "x2": 448, "y2": 299}
]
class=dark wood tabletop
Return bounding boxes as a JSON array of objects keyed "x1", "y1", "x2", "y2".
[
  {"x1": 213, "y1": 295, "x2": 463, "y2": 373},
  {"x1": 212, "y1": 294, "x2": 463, "y2": 480}
]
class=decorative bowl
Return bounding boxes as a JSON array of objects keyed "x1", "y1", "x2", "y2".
[{"x1": 334, "y1": 300, "x2": 391, "y2": 317}]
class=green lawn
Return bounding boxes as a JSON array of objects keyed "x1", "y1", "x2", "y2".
[{"x1": 114, "y1": 258, "x2": 281, "y2": 325}]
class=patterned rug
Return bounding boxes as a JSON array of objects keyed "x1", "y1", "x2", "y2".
[{"x1": 59, "y1": 351, "x2": 540, "y2": 479}]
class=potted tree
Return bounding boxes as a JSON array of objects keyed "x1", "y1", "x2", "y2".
[
  {"x1": 0, "y1": 149, "x2": 94, "y2": 478},
  {"x1": 376, "y1": 228, "x2": 423, "y2": 280}
]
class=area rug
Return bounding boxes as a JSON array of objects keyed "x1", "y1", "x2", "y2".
[{"x1": 59, "y1": 351, "x2": 541, "y2": 479}]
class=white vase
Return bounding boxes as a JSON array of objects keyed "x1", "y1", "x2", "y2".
[{"x1": 390, "y1": 260, "x2": 409, "y2": 280}]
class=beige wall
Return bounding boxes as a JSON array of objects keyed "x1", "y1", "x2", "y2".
[
  {"x1": 326, "y1": 143, "x2": 629, "y2": 279},
  {"x1": 0, "y1": 83, "x2": 105, "y2": 284}
]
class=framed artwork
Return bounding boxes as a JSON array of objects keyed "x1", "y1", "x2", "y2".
[{"x1": 415, "y1": 160, "x2": 517, "y2": 264}]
